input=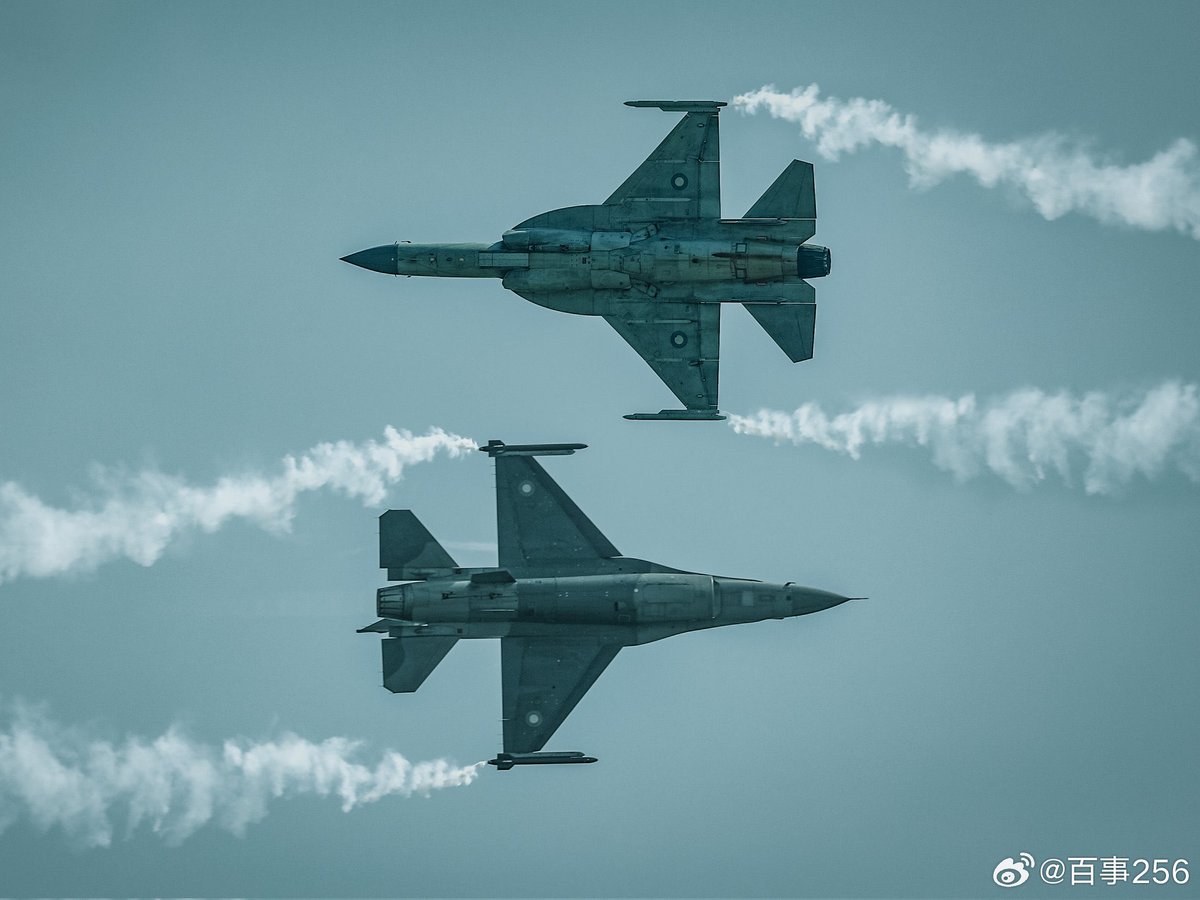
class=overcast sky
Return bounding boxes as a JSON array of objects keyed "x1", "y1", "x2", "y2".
[{"x1": 1, "y1": 1, "x2": 1198, "y2": 896}]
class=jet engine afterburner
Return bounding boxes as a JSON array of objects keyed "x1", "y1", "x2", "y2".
[{"x1": 797, "y1": 244, "x2": 832, "y2": 279}]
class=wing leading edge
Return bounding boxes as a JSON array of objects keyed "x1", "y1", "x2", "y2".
[
  {"x1": 494, "y1": 452, "x2": 619, "y2": 570},
  {"x1": 501, "y1": 637, "x2": 622, "y2": 753},
  {"x1": 605, "y1": 102, "x2": 723, "y2": 220},
  {"x1": 604, "y1": 301, "x2": 720, "y2": 413}
]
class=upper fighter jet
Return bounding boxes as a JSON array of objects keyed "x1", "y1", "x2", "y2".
[
  {"x1": 342, "y1": 100, "x2": 831, "y2": 421},
  {"x1": 358, "y1": 440, "x2": 853, "y2": 769}
]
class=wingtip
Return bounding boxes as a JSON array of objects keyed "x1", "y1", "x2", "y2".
[
  {"x1": 624, "y1": 99, "x2": 727, "y2": 112},
  {"x1": 479, "y1": 440, "x2": 589, "y2": 457},
  {"x1": 624, "y1": 409, "x2": 726, "y2": 421}
]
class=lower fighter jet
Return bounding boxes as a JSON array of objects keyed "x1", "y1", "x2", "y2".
[
  {"x1": 342, "y1": 100, "x2": 832, "y2": 420},
  {"x1": 358, "y1": 440, "x2": 854, "y2": 768}
]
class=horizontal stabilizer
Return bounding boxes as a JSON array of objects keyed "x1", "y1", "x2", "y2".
[
  {"x1": 744, "y1": 302, "x2": 817, "y2": 363},
  {"x1": 357, "y1": 619, "x2": 394, "y2": 634},
  {"x1": 624, "y1": 99, "x2": 726, "y2": 112},
  {"x1": 381, "y1": 636, "x2": 457, "y2": 693},
  {"x1": 624, "y1": 409, "x2": 726, "y2": 421},
  {"x1": 380, "y1": 510, "x2": 459, "y2": 581},
  {"x1": 745, "y1": 160, "x2": 816, "y2": 219},
  {"x1": 480, "y1": 440, "x2": 586, "y2": 457}
]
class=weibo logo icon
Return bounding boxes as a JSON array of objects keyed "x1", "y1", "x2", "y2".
[{"x1": 993, "y1": 853, "x2": 1034, "y2": 887}]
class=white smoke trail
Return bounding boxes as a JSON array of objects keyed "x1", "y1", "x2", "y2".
[
  {"x1": 0, "y1": 426, "x2": 476, "y2": 584},
  {"x1": 0, "y1": 702, "x2": 483, "y2": 847},
  {"x1": 733, "y1": 83, "x2": 1200, "y2": 239},
  {"x1": 729, "y1": 381, "x2": 1200, "y2": 494}
]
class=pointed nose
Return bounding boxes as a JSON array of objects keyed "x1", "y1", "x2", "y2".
[
  {"x1": 341, "y1": 244, "x2": 400, "y2": 275},
  {"x1": 789, "y1": 587, "x2": 854, "y2": 615}
]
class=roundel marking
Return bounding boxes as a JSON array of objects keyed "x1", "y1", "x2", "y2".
[
  {"x1": 670, "y1": 172, "x2": 689, "y2": 191},
  {"x1": 518, "y1": 480, "x2": 535, "y2": 496},
  {"x1": 526, "y1": 711, "x2": 542, "y2": 726},
  {"x1": 670, "y1": 330, "x2": 688, "y2": 348}
]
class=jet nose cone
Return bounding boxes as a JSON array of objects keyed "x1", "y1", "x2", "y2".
[
  {"x1": 341, "y1": 244, "x2": 400, "y2": 275},
  {"x1": 789, "y1": 587, "x2": 854, "y2": 615}
]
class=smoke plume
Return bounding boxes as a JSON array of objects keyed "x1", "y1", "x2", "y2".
[
  {"x1": 729, "y1": 381, "x2": 1200, "y2": 494},
  {"x1": 0, "y1": 702, "x2": 483, "y2": 847},
  {"x1": 0, "y1": 426, "x2": 475, "y2": 584},
  {"x1": 733, "y1": 84, "x2": 1200, "y2": 239}
]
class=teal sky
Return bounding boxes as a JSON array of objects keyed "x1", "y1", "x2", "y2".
[{"x1": 1, "y1": 1, "x2": 1198, "y2": 896}]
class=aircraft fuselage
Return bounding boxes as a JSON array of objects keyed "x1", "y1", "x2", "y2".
[
  {"x1": 358, "y1": 439, "x2": 856, "y2": 762},
  {"x1": 376, "y1": 571, "x2": 848, "y2": 645},
  {"x1": 344, "y1": 223, "x2": 831, "y2": 314},
  {"x1": 343, "y1": 100, "x2": 833, "y2": 417}
]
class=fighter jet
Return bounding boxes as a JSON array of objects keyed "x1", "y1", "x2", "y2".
[
  {"x1": 357, "y1": 440, "x2": 854, "y2": 769},
  {"x1": 342, "y1": 100, "x2": 831, "y2": 421}
]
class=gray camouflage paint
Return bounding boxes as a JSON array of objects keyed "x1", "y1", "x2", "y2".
[
  {"x1": 360, "y1": 440, "x2": 850, "y2": 758},
  {"x1": 343, "y1": 102, "x2": 831, "y2": 419}
]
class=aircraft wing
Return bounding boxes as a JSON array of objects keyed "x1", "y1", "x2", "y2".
[
  {"x1": 501, "y1": 636, "x2": 622, "y2": 753},
  {"x1": 604, "y1": 103, "x2": 722, "y2": 219},
  {"x1": 603, "y1": 301, "x2": 720, "y2": 411},
  {"x1": 494, "y1": 452, "x2": 619, "y2": 569}
]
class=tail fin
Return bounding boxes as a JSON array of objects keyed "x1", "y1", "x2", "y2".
[
  {"x1": 381, "y1": 636, "x2": 457, "y2": 693},
  {"x1": 745, "y1": 160, "x2": 816, "y2": 219},
  {"x1": 744, "y1": 302, "x2": 817, "y2": 362},
  {"x1": 379, "y1": 510, "x2": 459, "y2": 581}
]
